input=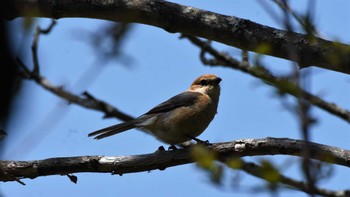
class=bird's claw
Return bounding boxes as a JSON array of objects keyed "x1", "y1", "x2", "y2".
[
  {"x1": 196, "y1": 139, "x2": 212, "y2": 146},
  {"x1": 186, "y1": 135, "x2": 211, "y2": 146},
  {"x1": 168, "y1": 145, "x2": 178, "y2": 150},
  {"x1": 155, "y1": 145, "x2": 178, "y2": 153},
  {"x1": 155, "y1": 146, "x2": 166, "y2": 153}
]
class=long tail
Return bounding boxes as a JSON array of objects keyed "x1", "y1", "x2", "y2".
[{"x1": 88, "y1": 120, "x2": 139, "y2": 140}]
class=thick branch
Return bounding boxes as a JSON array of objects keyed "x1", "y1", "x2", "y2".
[
  {"x1": 8, "y1": 0, "x2": 350, "y2": 75},
  {"x1": 1, "y1": 137, "x2": 350, "y2": 182}
]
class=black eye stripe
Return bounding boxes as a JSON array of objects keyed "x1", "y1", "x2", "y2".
[{"x1": 200, "y1": 79, "x2": 208, "y2": 85}]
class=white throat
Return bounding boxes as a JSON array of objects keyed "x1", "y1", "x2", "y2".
[{"x1": 189, "y1": 86, "x2": 208, "y2": 94}]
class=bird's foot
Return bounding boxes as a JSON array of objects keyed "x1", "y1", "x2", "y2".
[
  {"x1": 168, "y1": 145, "x2": 178, "y2": 150},
  {"x1": 155, "y1": 145, "x2": 178, "y2": 153},
  {"x1": 155, "y1": 146, "x2": 166, "y2": 153},
  {"x1": 196, "y1": 139, "x2": 211, "y2": 146},
  {"x1": 186, "y1": 135, "x2": 212, "y2": 146}
]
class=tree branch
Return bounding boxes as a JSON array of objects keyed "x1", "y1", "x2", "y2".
[
  {"x1": 8, "y1": 0, "x2": 350, "y2": 75},
  {"x1": 17, "y1": 58, "x2": 134, "y2": 121},
  {"x1": 237, "y1": 160, "x2": 349, "y2": 197},
  {"x1": 2, "y1": 137, "x2": 350, "y2": 196},
  {"x1": 1, "y1": 137, "x2": 350, "y2": 182},
  {"x1": 31, "y1": 20, "x2": 57, "y2": 75}
]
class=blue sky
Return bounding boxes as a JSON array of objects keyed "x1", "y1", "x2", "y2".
[{"x1": 2, "y1": 1, "x2": 350, "y2": 197}]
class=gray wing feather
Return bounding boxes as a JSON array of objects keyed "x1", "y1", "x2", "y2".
[{"x1": 144, "y1": 91, "x2": 201, "y2": 115}]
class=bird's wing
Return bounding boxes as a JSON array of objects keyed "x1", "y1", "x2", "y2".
[
  {"x1": 88, "y1": 92, "x2": 201, "y2": 140},
  {"x1": 144, "y1": 91, "x2": 201, "y2": 115}
]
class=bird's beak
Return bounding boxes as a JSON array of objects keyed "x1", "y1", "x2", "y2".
[{"x1": 214, "y1": 77, "x2": 222, "y2": 85}]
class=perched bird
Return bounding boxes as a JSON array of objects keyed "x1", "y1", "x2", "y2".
[{"x1": 88, "y1": 74, "x2": 221, "y2": 146}]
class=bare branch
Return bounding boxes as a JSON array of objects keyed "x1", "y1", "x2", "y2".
[
  {"x1": 182, "y1": 35, "x2": 350, "y2": 124},
  {"x1": 17, "y1": 58, "x2": 134, "y2": 121},
  {"x1": 31, "y1": 20, "x2": 57, "y2": 75},
  {"x1": 8, "y1": 0, "x2": 350, "y2": 75},
  {"x1": 2, "y1": 137, "x2": 350, "y2": 196},
  {"x1": 1, "y1": 137, "x2": 350, "y2": 182}
]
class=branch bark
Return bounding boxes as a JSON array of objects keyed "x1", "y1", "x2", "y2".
[
  {"x1": 1, "y1": 137, "x2": 350, "y2": 182},
  {"x1": 8, "y1": 0, "x2": 350, "y2": 75}
]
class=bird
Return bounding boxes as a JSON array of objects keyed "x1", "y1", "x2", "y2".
[{"x1": 88, "y1": 74, "x2": 221, "y2": 146}]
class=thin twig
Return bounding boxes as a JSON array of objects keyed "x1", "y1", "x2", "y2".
[
  {"x1": 31, "y1": 20, "x2": 57, "y2": 75},
  {"x1": 272, "y1": 0, "x2": 318, "y2": 35},
  {"x1": 235, "y1": 160, "x2": 348, "y2": 197},
  {"x1": 276, "y1": 1, "x2": 318, "y2": 194}
]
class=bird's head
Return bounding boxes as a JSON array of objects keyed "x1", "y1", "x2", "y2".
[{"x1": 189, "y1": 74, "x2": 221, "y2": 98}]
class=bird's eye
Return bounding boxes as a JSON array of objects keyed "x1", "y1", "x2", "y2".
[{"x1": 200, "y1": 79, "x2": 208, "y2": 85}]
